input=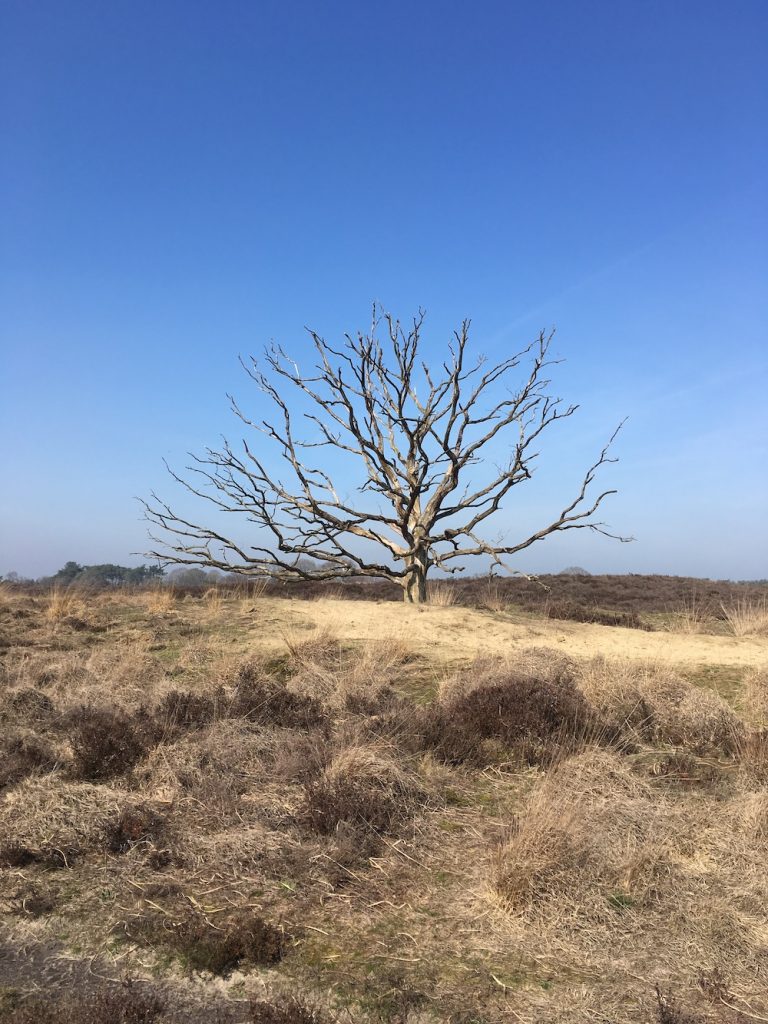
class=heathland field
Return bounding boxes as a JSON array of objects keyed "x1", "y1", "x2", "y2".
[{"x1": 1, "y1": 580, "x2": 767, "y2": 1023}]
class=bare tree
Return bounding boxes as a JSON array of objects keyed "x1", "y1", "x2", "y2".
[{"x1": 143, "y1": 309, "x2": 629, "y2": 603}]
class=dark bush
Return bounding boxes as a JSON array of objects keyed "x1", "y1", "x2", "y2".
[
  {"x1": 106, "y1": 805, "x2": 168, "y2": 854},
  {"x1": 154, "y1": 689, "x2": 220, "y2": 736},
  {"x1": 249, "y1": 996, "x2": 323, "y2": 1024},
  {"x1": 303, "y1": 749, "x2": 421, "y2": 837},
  {"x1": 231, "y1": 668, "x2": 326, "y2": 729},
  {"x1": 5, "y1": 688, "x2": 56, "y2": 721},
  {"x1": 0, "y1": 841, "x2": 78, "y2": 869},
  {"x1": 0, "y1": 732, "x2": 59, "y2": 789},
  {"x1": 68, "y1": 707, "x2": 153, "y2": 780},
  {"x1": 1, "y1": 981, "x2": 166, "y2": 1024},
  {"x1": 9, "y1": 885, "x2": 55, "y2": 917},
  {"x1": 545, "y1": 601, "x2": 652, "y2": 629},
  {"x1": 305, "y1": 776, "x2": 401, "y2": 835},
  {"x1": 127, "y1": 907, "x2": 286, "y2": 976},
  {"x1": 654, "y1": 985, "x2": 704, "y2": 1024},
  {"x1": 420, "y1": 668, "x2": 599, "y2": 766},
  {"x1": 147, "y1": 848, "x2": 174, "y2": 870},
  {"x1": 0, "y1": 843, "x2": 38, "y2": 868}
]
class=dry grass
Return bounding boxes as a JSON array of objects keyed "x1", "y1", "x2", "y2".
[
  {"x1": 742, "y1": 667, "x2": 768, "y2": 726},
  {"x1": 43, "y1": 583, "x2": 83, "y2": 622},
  {"x1": 142, "y1": 585, "x2": 177, "y2": 614},
  {"x1": 202, "y1": 585, "x2": 223, "y2": 615},
  {"x1": 480, "y1": 578, "x2": 509, "y2": 612},
  {"x1": 576, "y1": 655, "x2": 742, "y2": 755},
  {"x1": 427, "y1": 580, "x2": 458, "y2": 606},
  {"x1": 721, "y1": 595, "x2": 768, "y2": 637},
  {"x1": 665, "y1": 594, "x2": 713, "y2": 634},
  {"x1": 1, "y1": 586, "x2": 767, "y2": 1023},
  {"x1": 284, "y1": 628, "x2": 417, "y2": 709},
  {"x1": 303, "y1": 741, "x2": 428, "y2": 835},
  {"x1": 493, "y1": 748, "x2": 679, "y2": 912}
]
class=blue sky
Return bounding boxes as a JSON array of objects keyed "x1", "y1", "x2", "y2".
[{"x1": 1, "y1": 0, "x2": 766, "y2": 580}]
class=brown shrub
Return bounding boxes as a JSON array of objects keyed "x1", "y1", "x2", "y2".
[
  {"x1": 8, "y1": 884, "x2": 56, "y2": 917},
  {"x1": 0, "y1": 842, "x2": 46, "y2": 868},
  {"x1": 231, "y1": 668, "x2": 327, "y2": 729},
  {"x1": 1, "y1": 981, "x2": 166, "y2": 1024},
  {"x1": 421, "y1": 666, "x2": 599, "y2": 766},
  {"x1": 0, "y1": 730, "x2": 60, "y2": 789},
  {"x1": 3, "y1": 687, "x2": 56, "y2": 723},
  {"x1": 153, "y1": 688, "x2": 221, "y2": 736},
  {"x1": 106, "y1": 804, "x2": 168, "y2": 854},
  {"x1": 546, "y1": 600, "x2": 652, "y2": 630},
  {"x1": 272, "y1": 731, "x2": 333, "y2": 783},
  {"x1": 249, "y1": 996, "x2": 323, "y2": 1024},
  {"x1": 304, "y1": 744, "x2": 426, "y2": 835},
  {"x1": 68, "y1": 706, "x2": 154, "y2": 780},
  {"x1": 127, "y1": 906, "x2": 286, "y2": 975}
]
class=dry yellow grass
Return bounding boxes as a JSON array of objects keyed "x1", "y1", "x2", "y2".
[
  {"x1": 43, "y1": 583, "x2": 83, "y2": 621},
  {"x1": 742, "y1": 666, "x2": 768, "y2": 726},
  {"x1": 427, "y1": 579, "x2": 459, "y2": 606},
  {"x1": 1, "y1": 585, "x2": 767, "y2": 1023},
  {"x1": 142, "y1": 584, "x2": 177, "y2": 614},
  {"x1": 244, "y1": 594, "x2": 768, "y2": 673},
  {"x1": 493, "y1": 748, "x2": 679, "y2": 912},
  {"x1": 721, "y1": 595, "x2": 768, "y2": 637}
]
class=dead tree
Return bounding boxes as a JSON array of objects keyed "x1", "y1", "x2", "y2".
[{"x1": 143, "y1": 309, "x2": 629, "y2": 603}]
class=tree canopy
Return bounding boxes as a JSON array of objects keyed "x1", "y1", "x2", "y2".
[{"x1": 144, "y1": 309, "x2": 628, "y2": 602}]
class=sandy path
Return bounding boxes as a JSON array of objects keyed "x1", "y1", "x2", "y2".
[{"x1": 249, "y1": 597, "x2": 767, "y2": 671}]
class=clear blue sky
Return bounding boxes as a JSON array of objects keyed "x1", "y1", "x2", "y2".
[{"x1": 1, "y1": 0, "x2": 766, "y2": 580}]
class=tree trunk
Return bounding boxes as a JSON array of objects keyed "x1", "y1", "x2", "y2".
[{"x1": 404, "y1": 555, "x2": 428, "y2": 603}]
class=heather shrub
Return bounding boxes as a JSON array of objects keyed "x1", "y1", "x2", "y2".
[
  {"x1": 249, "y1": 996, "x2": 324, "y2": 1024},
  {"x1": 421, "y1": 666, "x2": 599, "y2": 765},
  {"x1": 3, "y1": 687, "x2": 56, "y2": 723},
  {"x1": 106, "y1": 804, "x2": 168, "y2": 854},
  {"x1": 304, "y1": 745, "x2": 426, "y2": 835},
  {"x1": 0, "y1": 981, "x2": 166, "y2": 1024},
  {"x1": 68, "y1": 706, "x2": 154, "y2": 780},
  {"x1": 127, "y1": 906, "x2": 286, "y2": 975},
  {"x1": 546, "y1": 600, "x2": 652, "y2": 630},
  {"x1": 153, "y1": 688, "x2": 221, "y2": 736},
  {"x1": 0, "y1": 730, "x2": 60, "y2": 789},
  {"x1": 231, "y1": 667, "x2": 327, "y2": 729}
]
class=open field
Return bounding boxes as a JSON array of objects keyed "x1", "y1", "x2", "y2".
[{"x1": 1, "y1": 583, "x2": 767, "y2": 1023}]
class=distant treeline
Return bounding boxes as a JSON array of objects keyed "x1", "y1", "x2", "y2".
[{"x1": 1, "y1": 562, "x2": 239, "y2": 589}]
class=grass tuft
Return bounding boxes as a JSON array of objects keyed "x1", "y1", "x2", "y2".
[{"x1": 720, "y1": 595, "x2": 768, "y2": 637}]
